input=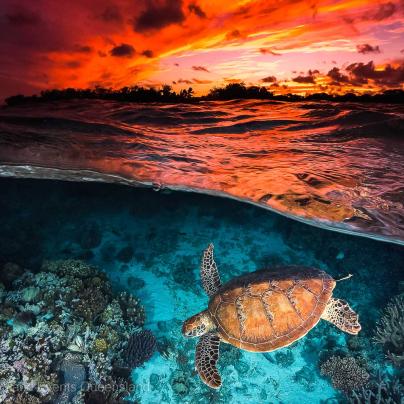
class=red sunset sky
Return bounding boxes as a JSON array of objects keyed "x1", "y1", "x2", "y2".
[{"x1": 1, "y1": 0, "x2": 404, "y2": 100}]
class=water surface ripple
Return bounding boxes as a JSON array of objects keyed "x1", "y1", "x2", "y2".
[{"x1": 0, "y1": 99, "x2": 403, "y2": 244}]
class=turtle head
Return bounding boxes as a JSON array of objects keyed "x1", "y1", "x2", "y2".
[{"x1": 182, "y1": 310, "x2": 214, "y2": 338}]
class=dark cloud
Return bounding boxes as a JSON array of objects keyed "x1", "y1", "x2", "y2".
[
  {"x1": 346, "y1": 60, "x2": 404, "y2": 86},
  {"x1": 192, "y1": 78, "x2": 212, "y2": 84},
  {"x1": 178, "y1": 78, "x2": 193, "y2": 84},
  {"x1": 74, "y1": 44, "x2": 92, "y2": 53},
  {"x1": 192, "y1": 65, "x2": 209, "y2": 72},
  {"x1": 110, "y1": 43, "x2": 135, "y2": 57},
  {"x1": 343, "y1": 2, "x2": 397, "y2": 28},
  {"x1": 134, "y1": 0, "x2": 185, "y2": 32},
  {"x1": 226, "y1": 30, "x2": 242, "y2": 40},
  {"x1": 141, "y1": 49, "x2": 154, "y2": 58},
  {"x1": 100, "y1": 5, "x2": 123, "y2": 23},
  {"x1": 174, "y1": 63, "x2": 180, "y2": 67},
  {"x1": 292, "y1": 69, "x2": 318, "y2": 83},
  {"x1": 346, "y1": 62, "x2": 376, "y2": 83},
  {"x1": 293, "y1": 76, "x2": 314, "y2": 83},
  {"x1": 371, "y1": 2, "x2": 396, "y2": 20},
  {"x1": 292, "y1": 76, "x2": 315, "y2": 84},
  {"x1": 259, "y1": 48, "x2": 281, "y2": 56},
  {"x1": 261, "y1": 75, "x2": 277, "y2": 83},
  {"x1": 188, "y1": 3, "x2": 206, "y2": 18},
  {"x1": 357, "y1": 44, "x2": 381, "y2": 54},
  {"x1": 5, "y1": 10, "x2": 40, "y2": 25},
  {"x1": 327, "y1": 67, "x2": 349, "y2": 84}
]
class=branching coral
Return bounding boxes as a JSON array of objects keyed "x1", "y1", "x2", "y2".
[
  {"x1": 374, "y1": 294, "x2": 404, "y2": 368},
  {"x1": 320, "y1": 356, "x2": 369, "y2": 393},
  {"x1": 349, "y1": 371, "x2": 403, "y2": 404},
  {"x1": 118, "y1": 291, "x2": 145, "y2": 327}
]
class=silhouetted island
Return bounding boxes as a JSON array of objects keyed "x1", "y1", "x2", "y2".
[{"x1": 4, "y1": 83, "x2": 404, "y2": 106}]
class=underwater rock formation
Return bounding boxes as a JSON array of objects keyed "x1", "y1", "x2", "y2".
[
  {"x1": 374, "y1": 294, "x2": 404, "y2": 368},
  {"x1": 1, "y1": 262, "x2": 25, "y2": 288},
  {"x1": 0, "y1": 259, "x2": 151, "y2": 403},
  {"x1": 320, "y1": 356, "x2": 369, "y2": 393},
  {"x1": 116, "y1": 246, "x2": 135, "y2": 263},
  {"x1": 77, "y1": 222, "x2": 102, "y2": 250}
]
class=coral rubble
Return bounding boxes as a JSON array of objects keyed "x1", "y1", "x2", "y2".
[{"x1": 0, "y1": 260, "x2": 153, "y2": 403}]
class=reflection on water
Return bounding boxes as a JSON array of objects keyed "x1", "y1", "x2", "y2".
[{"x1": 0, "y1": 99, "x2": 403, "y2": 243}]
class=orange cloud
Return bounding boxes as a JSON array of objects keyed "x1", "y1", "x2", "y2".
[{"x1": 0, "y1": 0, "x2": 403, "y2": 100}]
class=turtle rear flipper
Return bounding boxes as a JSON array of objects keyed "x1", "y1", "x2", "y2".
[
  {"x1": 195, "y1": 332, "x2": 222, "y2": 389},
  {"x1": 321, "y1": 297, "x2": 361, "y2": 335},
  {"x1": 201, "y1": 243, "x2": 221, "y2": 297}
]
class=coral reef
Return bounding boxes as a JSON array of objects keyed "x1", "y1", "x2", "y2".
[
  {"x1": 349, "y1": 372, "x2": 403, "y2": 404},
  {"x1": 320, "y1": 356, "x2": 369, "y2": 393},
  {"x1": 0, "y1": 259, "x2": 152, "y2": 403},
  {"x1": 124, "y1": 330, "x2": 157, "y2": 368},
  {"x1": 374, "y1": 294, "x2": 404, "y2": 368},
  {"x1": 170, "y1": 369, "x2": 190, "y2": 396},
  {"x1": 274, "y1": 349, "x2": 295, "y2": 367}
]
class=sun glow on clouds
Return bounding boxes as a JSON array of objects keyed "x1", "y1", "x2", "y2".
[{"x1": 0, "y1": 0, "x2": 403, "y2": 100}]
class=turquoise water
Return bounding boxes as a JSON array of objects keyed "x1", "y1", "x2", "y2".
[{"x1": 0, "y1": 178, "x2": 403, "y2": 403}]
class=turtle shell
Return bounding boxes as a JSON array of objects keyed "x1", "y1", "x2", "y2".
[{"x1": 208, "y1": 266, "x2": 335, "y2": 352}]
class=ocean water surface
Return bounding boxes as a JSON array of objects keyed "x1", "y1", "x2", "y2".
[
  {"x1": 0, "y1": 99, "x2": 403, "y2": 244},
  {"x1": 0, "y1": 99, "x2": 403, "y2": 403}
]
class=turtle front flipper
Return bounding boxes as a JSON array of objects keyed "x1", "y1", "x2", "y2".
[
  {"x1": 321, "y1": 297, "x2": 361, "y2": 335},
  {"x1": 195, "y1": 332, "x2": 222, "y2": 389},
  {"x1": 201, "y1": 243, "x2": 221, "y2": 297}
]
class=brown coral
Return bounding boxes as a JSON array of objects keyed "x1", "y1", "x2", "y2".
[
  {"x1": 320, "y1": 356, "x2": 369, "y2": 393},
  {"x1": 118, "y1": 292, "x2": 145, "y2": 327},
  {"x1": 42, "y1": 259, "x2": 96, "y2": 279}
]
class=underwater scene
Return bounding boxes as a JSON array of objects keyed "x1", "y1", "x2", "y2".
[
  {"x1": 1, "y1": 1, "x2": 404, "y2": 402},
  {"x1": 0, "y1": 178, "x2": 402, "y2": 403}
]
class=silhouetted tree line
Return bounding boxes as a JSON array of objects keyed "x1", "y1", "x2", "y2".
[
  {"x1": 4, "y1": 83, "x2": 404, "y2": 106},
  {"x1": 5, "y1": 85, "x2": 194, "y2": 106}
]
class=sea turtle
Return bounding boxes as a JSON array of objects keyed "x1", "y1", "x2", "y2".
[{"x1": 182, "y1": 243, "x2": 361, "y2": 389}]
